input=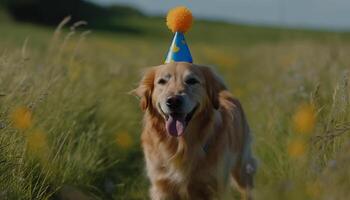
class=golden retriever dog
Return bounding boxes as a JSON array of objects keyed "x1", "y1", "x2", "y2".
[{"x1": 132, "y1": 62, "x2": 256, "y2": 200}]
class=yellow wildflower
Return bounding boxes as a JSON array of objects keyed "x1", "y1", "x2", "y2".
[
  {"x1": 27, "y1": 130, "x2": 48, "y2": 158},
  {"x1": 293, "y1": 103, "x2": 316, "y2": 134},
  {"x1": 115, "y1": 132, "x2": 133, "y2": 149},
  {"x1": 202, "y1": 47, "x2": 239, "y2": 67},
  {"x1": 306, "y1": 181, "x2": 321, "y2": 198},
  {"x1": 11, "y1": 106, "x2": 32, "y2": 130},
  {"x1": 279, "y1": 54, "x2": 296, "y2": 67},
  {"x1": 287, "y1": 138, "x2": 306, "y2": 158}
]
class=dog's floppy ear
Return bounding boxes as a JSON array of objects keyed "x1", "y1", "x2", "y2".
[
  {"x1": 200, "y1": 66, "x2": 227, "y2": 109},
  {"x1": 130, "y1": 67, "x2": 156, "y2": 111}
]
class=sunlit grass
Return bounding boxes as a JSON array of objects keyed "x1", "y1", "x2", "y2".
[{"x1": 0, "y1": 12, "x2": 350, "y2": 199}]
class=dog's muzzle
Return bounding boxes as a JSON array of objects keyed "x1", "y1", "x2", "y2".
[{"x1": 159, "y1": 103, "x2": 198, "y2": 137}]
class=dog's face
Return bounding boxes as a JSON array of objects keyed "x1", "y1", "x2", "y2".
[
  {"x1": 133, "y1": 62, "x2": 226, "y2": 137},
  {"x1": 153, "y1": 63, "x2": 204, "y2": 137}
]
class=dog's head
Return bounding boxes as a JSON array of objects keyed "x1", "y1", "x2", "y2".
[{"x1": 132, "y1": 62, "x2": 226, "y2": 137}]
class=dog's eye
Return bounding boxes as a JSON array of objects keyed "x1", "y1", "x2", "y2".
[
  {"x1": 157, "y1": 78, "x2": 167, "y2": 85},
  {"x1": 185, "y1": 78, "x2": 199, "y2": 85}
]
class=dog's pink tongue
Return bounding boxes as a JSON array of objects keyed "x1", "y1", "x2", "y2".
[{"x1": 166, "y1": 115, "x2": 186, "y2": 137}]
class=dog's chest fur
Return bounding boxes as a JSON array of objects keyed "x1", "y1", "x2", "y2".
[{"x1": 141, "y1": 110, "x2": 237, "y2": 199}]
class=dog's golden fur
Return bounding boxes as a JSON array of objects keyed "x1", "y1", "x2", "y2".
[{"x1": 133, "y1": 62, "x2": 256, "y2": 200}]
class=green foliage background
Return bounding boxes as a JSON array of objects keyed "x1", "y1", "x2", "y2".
[{"x1": 0, "y1": 6, "x2": 350, "y2": 199}]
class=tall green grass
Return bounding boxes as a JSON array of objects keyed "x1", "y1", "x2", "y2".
[{"x1": 0, "y1": 14, "x2": 350, "y2": 199}]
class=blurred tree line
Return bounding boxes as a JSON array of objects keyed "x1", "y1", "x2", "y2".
[{"x1": 0, "y1": 0, "x2": 144, "y2": 32}]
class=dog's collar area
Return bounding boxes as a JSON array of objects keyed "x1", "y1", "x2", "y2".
[
  {"x1": 202, "y1": 142, "x2": 210, "y2": 154},
  {"x1": 202, "y1": 116, "x2": 218, "y2": 154},
  {"x1": 202, "y1": 135, "x2": 214, "y2": 154}
]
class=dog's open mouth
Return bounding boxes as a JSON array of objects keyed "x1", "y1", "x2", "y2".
[{"x1": 159, "y1": 104, "x2": 198, "y2": 137}]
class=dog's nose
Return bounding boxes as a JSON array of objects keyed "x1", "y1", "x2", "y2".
[{"x1": 166, "y1": 95, "x2": 183, "y2": 110}]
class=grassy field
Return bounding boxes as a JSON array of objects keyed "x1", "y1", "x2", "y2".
[{"x1": 1, "y1": 9, "x2": 350, "y2": 199}]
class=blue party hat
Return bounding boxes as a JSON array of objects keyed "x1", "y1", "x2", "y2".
[
  {"x1": 165, "y1": 6, "x2": 193, "y2": 63},
  {"x1": 165, "y1": 32, "x2": 193, "y2": 63}
]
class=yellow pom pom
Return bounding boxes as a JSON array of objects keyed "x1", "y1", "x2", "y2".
[{"x1": 166, "y1": 6, "x2": 193, "y2": 33}]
